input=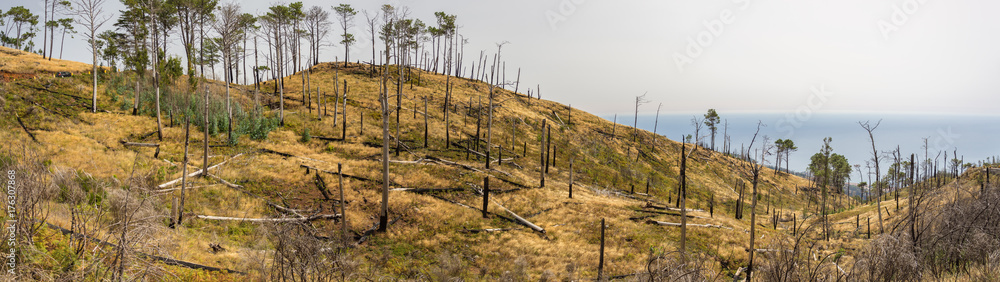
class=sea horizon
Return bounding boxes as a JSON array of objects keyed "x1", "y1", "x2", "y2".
[{"x1": 599, "y1": 112, "x2": 1000, "y2": 179}]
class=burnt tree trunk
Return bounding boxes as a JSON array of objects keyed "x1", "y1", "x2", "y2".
[
  {"x1": 540, "y1": 120, "x2": 547, "y2": 188},
  {"x1": 598, "y1": 218, "x2": 605, "y2": 280},
  {"x1": 339, "y1": 163, "x2": 348, "y2": 248},
  {"x1": 483, "y1": 177, "x2": 489, "y2": 218}
]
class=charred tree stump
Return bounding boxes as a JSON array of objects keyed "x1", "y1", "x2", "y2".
[
  {"x1": 552, "y1": 144, "x2": 557, "y2": 169},
  {"x1": 338, "y1": 163, "x2": 348, "y2": 247},
  {"x1": 598, "y1": 218, "x2": 606, "y2": 281},
  {"x1": 483, "y1": 177, "x2": 490, "y2": 218}
]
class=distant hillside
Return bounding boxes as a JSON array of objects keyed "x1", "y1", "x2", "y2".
[{"x1": 0, "y1": 46, "x2": 95, "y2": 79}]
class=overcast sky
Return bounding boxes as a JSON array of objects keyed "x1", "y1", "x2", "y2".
[{"x1": 8, "y1": 0, "x2": 1000, "y2": 117}]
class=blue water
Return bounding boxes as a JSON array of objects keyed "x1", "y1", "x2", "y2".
[{"x1": 601, "y1": 113, "x2": 1000, "y2": 179}]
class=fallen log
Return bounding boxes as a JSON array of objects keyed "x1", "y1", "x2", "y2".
[
  {"x1": 635, "y1": 209, "x2": 710, "y2": 219},
  {"x1": 193, "y1": 214, "x2": 340, "y2": 223},
  {"x1": 300, "y1": 164, "x2": 374, "y2": 182},
  {"x1": 494, "y1": 201, "x2": 545, "y2": 233},
  {"x1": 754, "y1": 249, "x2": 795, "y2": 253},
  {"x1": 314, "y1": 173, "x2": 332, "y2": 200},
  {"x1": 645, "y1": 202, "x2": 704, "y2": 212},
  {"x1": 121, "y1": 141, "x2": 161, "y2": 158},
  {"x1": 312, "y1": 135, "x2": 344, "y2": 142},
  {"x1": 645, "y1": 220, "x2": 732, "y2": 230},
  {"x1": 460, "y1": 228, "x2": 516, "y2": 233},
  {"x1": 260, "y1": 148, "x2": 327, "y2": 163},
  {"x1": 151, "y1": 184, "x2": 219, "y2": 193},
  {"x1": 629, "y1": 214, "x2": 657, "y2": 221},
  {"x1": 121, "y1": 141, "x2": 159, "y2": 147},
  {"x1": 389, "y1": 187, "x2": 465, "y2": 193},
  {"x1": 14, "y1": 112, "x2": 38, "y2": 143},
  {"x1": 157, "y1": 153, "x2": 244, "y2": 188},
  {"x1": 426, "y1": 155, "x2": 485, "y2": 173}
]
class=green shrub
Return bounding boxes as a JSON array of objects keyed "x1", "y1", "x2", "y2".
[{"x1": 300, "y1": 128, "x2": 311, "y2": 143}]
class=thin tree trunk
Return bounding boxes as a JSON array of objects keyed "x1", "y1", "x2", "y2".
[
  {"x1": 177, "y1": 117, "x2": 191, "y2": 226},
  {"x1": 569, "y1": 159, "x2": 574, "y2": 198},
  {"x1": 338, "y1": 163, "x2": 347, "y2": 247},
  {"x1": 378, "y1": 38, "x2": 391, "y2": 233},
  {"x1": 540, "y1": 120, "x2": 546, "y2": 188},
  {"x1": 680, "y1": 141, "x2": 688, "y2": 255},
  {"x1": 424, "y1": 96, "x2": 428, "y2": 148}
]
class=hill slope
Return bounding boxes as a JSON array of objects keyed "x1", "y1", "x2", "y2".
[{"x1": 1, "y1": 51, "x2": 833, "y2": 280}]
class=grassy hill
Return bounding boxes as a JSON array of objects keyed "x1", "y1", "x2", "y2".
[{"x1": 0, "y1": 49, "x2": 897, "y2": 280}]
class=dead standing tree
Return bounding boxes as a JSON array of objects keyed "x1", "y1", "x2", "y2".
[
  {"x1": 633, "y1": 92, "x2": 649, "y2": 142},
  {"x1": 678, "y1": 133, "x2": 699, "y2": 257},
  {"x1": 377, "y1": 18, "x2": 394, "y2": 233},
  {"x1": 485, "y1": 41, "x2": 511, "y2": 170},
  {"x1": 860, "y1": 119, "x2": 885, "y2": 233},
  {"x1": 653, "y1": 102, "x2": 663, "y2": 136},
  {"x1": 727, "y1": 122, "x2": 768, "y2": 280},
  {"x1": 71, "y1": 0, "x2": 111, "y2": 113}
]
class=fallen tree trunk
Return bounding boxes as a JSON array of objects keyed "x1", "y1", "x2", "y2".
[
  {"x1": 754, "y1": 249, "x2": 795, "y2": 253},
  {"x1": 260, "y1": 148, "x2": 327, "y2": 163},
  {"x1": 15, "y1": 112, "x2": 38, "y2": 143},
  {"x1": 121, "y1": 141, "x2": 161, "y2": 158},
  {"x1": 389, "y1": 187, "x2": 465, "y2": 193},
  {"x1": 193, "y1": 214, "x2": 340, "y2": 223},
  {"x1": 120, "y1": 141, "x2": 160, "y2": 147},
  {"x1": 151, "y1": 184, "x2": 219, "y2": 193},
  {"x1": 493, "y1": 201, "x2": 545, "y2": 233},
  {"x1": 460, "y1": 228, "x2": 516, "y2": 233},
  {"x1": 645, "y1": 220, "x2": 732, "y2": 230},
  {"x1": 312, "y1": 136, "x2": 344, "y2": 142},
  {"x1": 635, "y1": 209, "x2": 710, "y2": 219},
  {"x1": 157, "y1": 153, "x2": 244, "y2": 188},
  {"x1": 300, "y1": 164, "x2": 374, "y2": 182},
  {"x1": 426, "y1": 155, "x2": 485, "y2": 173},
  {"x1": 645, "y1": 202, "x2": 704, "y2": 212}
]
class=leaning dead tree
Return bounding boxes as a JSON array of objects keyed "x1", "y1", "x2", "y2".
[{"x1": 859, "y1": 119, "x2": 884, "y2": 233}]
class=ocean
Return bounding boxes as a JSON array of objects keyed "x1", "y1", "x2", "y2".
[{"x1": 600, "y1": 113, "x2": 1000, "y2": 180}]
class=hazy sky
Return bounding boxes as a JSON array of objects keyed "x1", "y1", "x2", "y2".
[{"x1": 7, "y1": 0, "x2": 1000, "y2": 116}]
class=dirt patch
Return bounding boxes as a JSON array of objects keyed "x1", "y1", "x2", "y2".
[{"x1": 0, "y1": 70, "x2": 36, "y2": 81}]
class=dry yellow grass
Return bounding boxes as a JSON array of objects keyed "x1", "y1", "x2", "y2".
[
  {"x1": 1, "y1": 54, "x2": 865, "y2": 280},
  {"x1": 0, "y1": 46, "x2": 95, "y2": 74}
]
